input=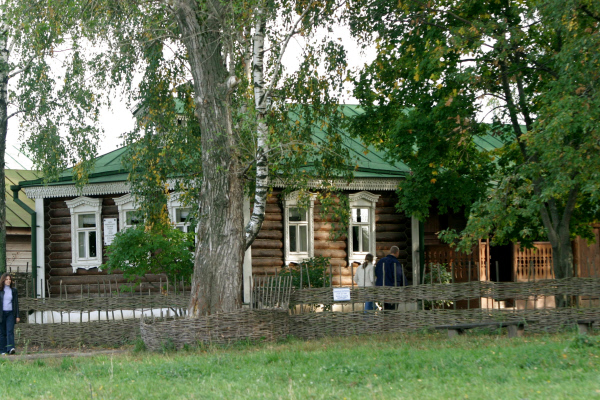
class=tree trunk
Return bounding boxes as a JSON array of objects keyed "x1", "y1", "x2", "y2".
[
  {"x1": 552, "y1": 235, "x2": 574, "y2": 307},
  {"x1": 245, "y1": 13, "x2": 269, "y2": 249},
  {"x1": 0, "y1": 24, "x2": 9, "y2": 274},
  {"x1": 174, "y1": 0, "x2": 244, "y2": 316}
]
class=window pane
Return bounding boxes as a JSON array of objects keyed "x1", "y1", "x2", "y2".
[
  {"x1": 352, "y1": 226, "x2": 360, "y2": 252},
  {"x1": 78, "y1": 232, "x2": 86, "y2": 258},
  {"x1": 299, "y1": 225, "x2": 308, "y2": 252},
  {"x1": 176, "y1": 208, "x2": 191, "y2": 223},
  {"x1": 289, "y1": 208, "x2": 306, "y2": 222},
  {"x1": 89, "y1": 231, "x2": 97, "y2": 258},
  {"x1": 361, "y1": 226, "x2": 370, "y2": 252},
  {"x1": 289, "y1": 226, "x2": 297, "y2": 252},
  {"x1": 352, "y1": 208, "x2": 368, "y2": 223},
  {"x1": 126, "y1": 211, "x2": 141, "y2": 226},
  {"x1": 78, "y1": 214, "x2": 96, "y2": 228}
]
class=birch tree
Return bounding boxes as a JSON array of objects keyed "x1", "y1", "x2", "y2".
[
  {"x1": 0, "y1": 1, "x2": 103, "y2": 273},
  {"x1": 24, "y1": 0, "x2": 352, "y2": 315}
]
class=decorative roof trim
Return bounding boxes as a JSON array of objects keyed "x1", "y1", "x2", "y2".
[
  {"x1": 65, "y1": 196, "x2": 102, "y2": 210},
  {"x1": 272, "y1": 178, "x2": 401, "y2": 191},
  {"x1": 23, "y1": 177, "x2": 402, "y2": 200},
  {"x1": 349, "y1": 191, "x2": 381, "y2": 204},
  {"x1": 283, "y1": 191, "x2": 317, "y2": 204},
  {"x1": 23, "y1": 181, "x2": 132, "y2": 199},
  {"x1": 114, "y1": 193, "x2": 136, "y2": 207}
]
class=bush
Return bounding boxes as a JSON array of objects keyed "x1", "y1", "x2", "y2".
[
  {"x1": 103, "y1": 224, "x2": 194, "y2": 285},
  {"x1": 279, "y1": 256, "x2": 332, "y2": 288}
]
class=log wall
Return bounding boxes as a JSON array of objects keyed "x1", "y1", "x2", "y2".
[
  {"x1": 250, "y1": 190, "x2": 412, "y2": 287},
  {"x1": 44, "y1": 195, "x2": 165, "y2": 297}
]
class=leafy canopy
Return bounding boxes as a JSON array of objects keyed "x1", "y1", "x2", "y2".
[{"x1": 349, "y1": 0, "x2": 600, "y2": 254}]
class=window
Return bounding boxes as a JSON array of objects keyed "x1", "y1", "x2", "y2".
[
  {"x1": 348, "y1": 191, "x2": 380, "y2": 266},
  {"x1": 351, "y1": 208, "x2": 370, "y2": 253},
  {"x1": 114, "y1": 194, "x2": 141, "y2": 230},
  {"x1": 288, "y1": 208, "x2": 309, "y2": 253},
  {"x1": 66, "y1": 196, "x2": 103, "y2": 272},
  {"x1": 284, "y1": 192, "x2": 315, "y2": 265},
  {"x1": 173, "y1": 207, "x2": 193, "y2": 232},
  {"x1": 168, "y1": 194, "x2": 195, "y2": 234}
]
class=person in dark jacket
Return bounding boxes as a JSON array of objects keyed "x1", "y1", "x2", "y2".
[
  {"x1": 0, "y1": 273, "x2": 20, "y2": 355},
  {"x1": 375, "y1": 246, "x2": 405, "y2": 310}
]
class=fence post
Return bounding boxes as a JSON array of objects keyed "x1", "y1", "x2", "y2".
[{"x1": 467, "y1": 261, "x2": 471, "y2": 310}]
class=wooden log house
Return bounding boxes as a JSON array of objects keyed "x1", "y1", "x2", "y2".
[
  {"x1": 5, "y1": 170, "x2": 39, "y2": 276},
  {"x1": 14, "y1": 113, "x2": 599, "y2": 305},
  {"x1": 14, "y1": 125, "x2": 429, "y2": 299}
]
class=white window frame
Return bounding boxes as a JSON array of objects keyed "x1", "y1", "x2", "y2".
[
  {"x1": 283, "y1": 191, "x2": 316, "y2": 265},
  {"x1": 65, "y1": 196, "x2": 103, "y2": 273},
  {"x1": 114, "y1": 194, "x2": 141, "y2": 230},
  {"x1": 168, "y1": 194, "x2": 193, "y2": 233},
  {"x1": 348, "y1": 191, "x2": 380, "y2": 266}
]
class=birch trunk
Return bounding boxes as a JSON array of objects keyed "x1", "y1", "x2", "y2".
[
  {"x1": 0, "y1": 23, "x2": 9, "y2": 273},
  {"x1": 174, "y1": 0, "x2": 244, "y2": 316},
  {"x1": 245, "y1": 12, "x2": 269, "y2": 249}
]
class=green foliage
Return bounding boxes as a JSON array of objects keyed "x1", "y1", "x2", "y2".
[
  {"x1": 160, "y1": 338, "x2": 177, "y2": 354},
  {"x1": 103, "y1": 224, "x2": 194, "y2": 284},
  {"x1": 422, "y1": 263, "x2": 453, "y2": 309},
  {"x1": 349, "y1": 0, "x2": 600, "y2": 277},
  {"x1": 133, "y1": 337, "x2": 147, "y2": 353},
  {"x1": 279, "y1": 256, "x2": 332, "y2": 288},
  {"x1": 569, "y1": 334, "x2": 600, "y2": 349}
]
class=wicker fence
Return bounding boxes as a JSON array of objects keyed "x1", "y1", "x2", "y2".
[
  {"x1": 13, "y1": 277, "x2": 600, "y2": 349},
  {"x1": 14, "y1": 283, "x2": 189, "y2": 347},
  {"x1": 140, "y1": 310, "x2": 290, "y2": 351}
]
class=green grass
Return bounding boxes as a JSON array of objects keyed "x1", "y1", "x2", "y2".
[{"x1": 1, "y1": 332, "x2": 600, "y2": 399}]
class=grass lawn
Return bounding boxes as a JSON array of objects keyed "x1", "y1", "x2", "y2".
[{"x1": 1, "y1": 331, "x2": 599, "y2": 399}]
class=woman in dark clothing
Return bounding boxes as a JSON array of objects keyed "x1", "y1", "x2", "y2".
[{"x1": 0, "y1": 273, "x2": 20, "y2": 355}]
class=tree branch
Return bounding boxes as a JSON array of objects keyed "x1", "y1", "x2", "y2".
[{"x1": 262, "y1": 0, "x2": 317, "y2": 106}]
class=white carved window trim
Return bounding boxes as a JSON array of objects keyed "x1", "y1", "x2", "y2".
[
  {"x1": 283, "y1": 191, "x2": 316, "y2": 265},
  {"x1": 65, "y1": 196, "x2": 103, "y2": 273},
  {"x1": 168, "y1": 194, "x2": 193, "y2": 233},
  {"x1": 348, "y1": 191, "x2": 380, "y2": 266},
  {"x1": 114, "y1": 194, "x2": 140, "y2": 230}
]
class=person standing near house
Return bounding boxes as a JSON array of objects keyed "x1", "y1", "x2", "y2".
[
  {"x1": 375, "y1": 246, "x2": 405, "y2": 310},
  {"x1": 0, "y1": 273, "x2": 20, "y2": 355},
  {"x1": 354, "y1": 253, "x2": 375, "y2": 311}
]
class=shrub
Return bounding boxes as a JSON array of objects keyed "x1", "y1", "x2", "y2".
[
  {"x1": 103, "y1": 224, "x2": 194, "y2": 285},
  {"x1": 279, "y1": 256, "x2": 332, "y2": 288}
]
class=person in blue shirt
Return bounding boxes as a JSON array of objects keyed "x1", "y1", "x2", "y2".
[
  {"x1": 0, "y1": 273, "x2": 20, "y2": 355},
  {"x1": 375, "y1": 246, "x2": 405, "y2": 310}
]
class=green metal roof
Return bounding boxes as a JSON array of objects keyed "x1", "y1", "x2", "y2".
[
  {"x1": 17, "y1": 105, "x2": 508, "y2": 189},
  {"x1": 19, "y1": 146, "x2": 129, "y2": 188},
  {"x1": 289, "y1": 105, "x2": 410, "y2": 178},
  {"x1": 6, "y1": 170, "x2": 39, "y2": 228}
]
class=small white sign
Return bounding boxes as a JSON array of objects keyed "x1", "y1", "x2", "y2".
[
  {"x1": 333, "y1": 288, "x2": 351, "y2": 301},
  {"x1": 103, "y1": 218, "x2": 118, "y2": 246}
]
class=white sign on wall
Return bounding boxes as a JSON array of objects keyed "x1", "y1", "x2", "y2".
[
  {"x1": 103, "y1": 218, "x2": 118, "y2": 246},
  {"x1": 333, "y1": 287, "x2": 351, "y2": 301}
]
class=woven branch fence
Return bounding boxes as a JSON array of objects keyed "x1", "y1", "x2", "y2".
[
  {"x1": 16, "y1": 319, "x2": 141, "y2": 348},
  {"x1": 140, "y1": 310, "x2": 290, "y2": 351},
  {"x1": 288, "y1": 278, "x2": 600, "y2": 305},
  {"x1": 13, "y1": 278, "x2": 600, "y2": 349},
  {"x1": 289, "y1": 308, "x2": 600, "y2": 339}
]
